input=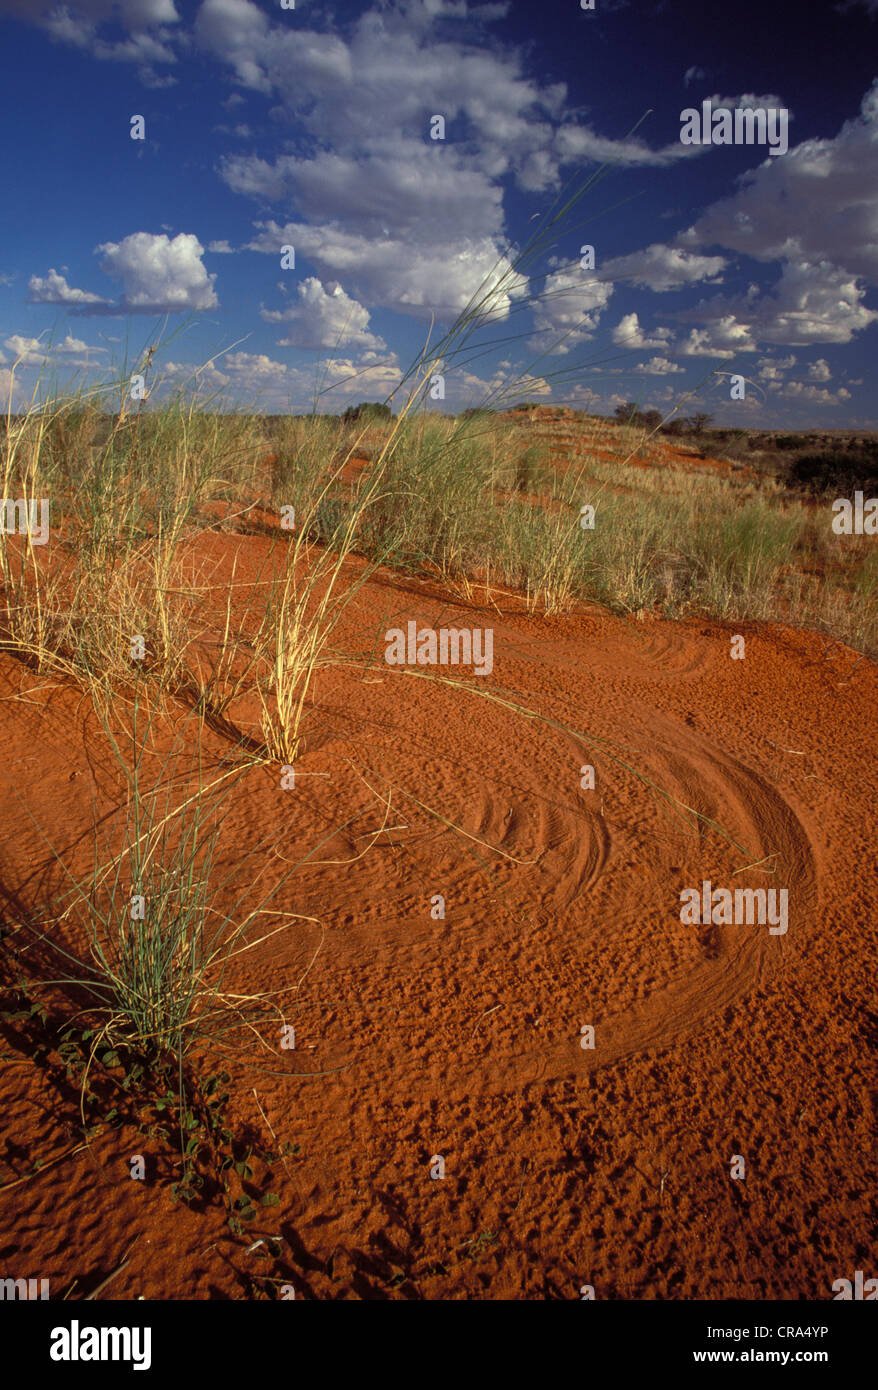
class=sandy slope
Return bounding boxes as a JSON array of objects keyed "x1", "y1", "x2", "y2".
[{"x1": 0, "y1": 539, "x2": 875, "y2": 1300}]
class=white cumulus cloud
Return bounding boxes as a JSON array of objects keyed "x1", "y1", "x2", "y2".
[
  {"x1": 611, "y1": 312, "x2": 673, "y2": 350},
  {"x1": 204, "y1": 0, "x2": 699, "y2": 327},
  {"x1": 529, "y1": 268, "x2": 613, "y2": 353},
  {"x1": 782, "y1": 381, "x2": 851, "y2": 404},
  {"x1": 756, "y1": 355, "x2": 797, "y2": 380},
  {"x1": 96, "y1": 232, "x2": 218, "y2": 313},
  {"x1": 601, "y1": 243, "x2": 726, "y2": 293},
  {"x1": 263, "y1": 277, "x2": 386, "y2": 352},
  {"x1": 28, "y1": 268, "x2": 108, "y2": 306},
  {"x1": 679, "y1": 79, "x2": 878, "y2": 284},
  {"x1": 633, "y1": 356, "x2": 684, "y2": 374}
]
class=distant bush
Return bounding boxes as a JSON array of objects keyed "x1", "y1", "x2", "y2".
[{"x1": 342, "y1": 401, "x2": 393, "y2": 423}]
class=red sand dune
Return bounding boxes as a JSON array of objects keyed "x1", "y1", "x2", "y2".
[{"x1": 0, "y1": 529, "x2": 875, "y2": 1300}]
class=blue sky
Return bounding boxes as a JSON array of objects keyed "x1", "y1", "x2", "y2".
[{"x1": 1, "y1": 0, "x2": 877, "y2": 423}]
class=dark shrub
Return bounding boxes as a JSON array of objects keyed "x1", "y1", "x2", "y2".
[{"x1": 787, "y1": 448, "x2": 878, "y2": 495}]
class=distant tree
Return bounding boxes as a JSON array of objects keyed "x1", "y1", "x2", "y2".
[
  {"x1": 662, "y1": 418, "x2": 685, "y2": 437},
  {"x1": 690, "y1": 412, "x2": 713, "y2": 436},
  {"x1": 614, "y1": 401, "x2": 641, "y2": 425},
  {"x1": 641, "y1": 409, "x2": 663, "y2": 431},
  {"x1": 342, "y1": 401, "x2": 392, "y2": 423}
]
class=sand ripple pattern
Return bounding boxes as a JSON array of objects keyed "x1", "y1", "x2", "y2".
[{"x1": 426, "y1": 707, "x2": 818, "y2": 1098}]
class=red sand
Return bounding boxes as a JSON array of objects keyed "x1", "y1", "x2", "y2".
[{"x1": 1, "y1": 518, "x2": 875, "y2": 1300}]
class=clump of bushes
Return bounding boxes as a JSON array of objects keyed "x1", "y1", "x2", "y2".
[
  {"x1": 342, "y1": 401, "x2": 393, "y2": 424},
  {"x1": 786, "y1": 446, "x2": 878, "y2": 496}
]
